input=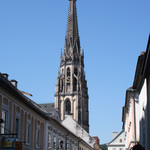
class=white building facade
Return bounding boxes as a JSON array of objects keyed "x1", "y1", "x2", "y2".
[{"x1": 107, "y1": 131, "x2": 125, "y2": 150}]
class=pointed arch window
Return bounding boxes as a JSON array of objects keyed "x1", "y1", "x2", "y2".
[
  {"x1": 65, "y1": 99, "x2": 71, "y2": 115},
  {"x1": 60, "y1": 79, "x2": 63, "y2": 92},
  {"x1": 73, "y1": 77, "x2": 77, "y2": 91},
  {"x1": 67, "y1": 67, "x2": 70, "y2": 77},
  {"x1": 74, "y1": 68, "x2": 78, "y2": 76},
  {"x1": 66, "y1": 68, "x2": 71, "y2": 91}
]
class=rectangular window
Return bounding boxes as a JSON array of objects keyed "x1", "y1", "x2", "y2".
[
  {"x1": 1, "y1": 110, "x2": 8, "y2": 134},
  {"x1": 67, "y1": 143, "x2": 71, "y2": 149},
  {"x1": 15, "y1": 117, "x2": 19, "y2": 139},
  {"x1": 26, "y1": 123, "x2": 31, "y2": 145},
  {"x1": 53, "y1": 136, "x2": 56, "y2": 150},
  {"x1": 36, "y1": 128, "x2": 40, "y2": 148},
  {"x1": 48, "y1": 133, "x2": 51, "y2": 150},
  {"x1": 59, "y1": 140, "x2": 64, "y2": 149}
]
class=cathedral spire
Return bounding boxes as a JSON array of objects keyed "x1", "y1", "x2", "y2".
[
  {"x1": 65, "y1": 0, "x2": 80, "y2": 54},
  {"x1": 66, "y1": 0, "x2": 79, "y2": 40},
  {"x1": 55, "y1": 0, "x2": 89, "y2": 133}
]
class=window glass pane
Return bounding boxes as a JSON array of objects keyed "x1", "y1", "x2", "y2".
[
  {"x1": 26, "y1": 123, "x2": 30, "y2": 144},
  {"x1": 48, "y1": 133, "x2": 51, "y2": 150},
  {"x1": 1, "y1": 110, "x2": 7, "y2": 134},
  {"x1": 59, "y1": 139, "x2": 64, "y2": 149},
  {"x1": 36, "y1": 128, "x2": 40, "y2": 148},
  {"x1": 53, "y1": 136, "x2": 56, "y2": 150},
  {"x1": 15, "y1": 117, "x2": 19, "y2": 139}
]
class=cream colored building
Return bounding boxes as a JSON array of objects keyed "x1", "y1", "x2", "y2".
[
  {"x1": 122, "y1": 35, "x2": 150, "y2": 150},
  {"x1": 0, "y1": 73, "x2": 94, "y2": 150}
]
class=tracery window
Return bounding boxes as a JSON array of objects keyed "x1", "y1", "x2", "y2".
[
  {"x1": 66, "y1": 67, "x2": 71, "y2": 92},
  {"x1": 67, "y1": 67, "x2": 70, "y2": 77},
  {"x1": 65, "y1": 99, "x2": 71, "y2": 115},
  {"x1": 74, "y1": 68, "x2": 78, "y2": 76},
  {"x1": 73, "y1": 77, "x2": 77, "y2": 91}
]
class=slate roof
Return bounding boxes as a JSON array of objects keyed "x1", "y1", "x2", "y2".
[
  {"x1": 39, "y1": 103, "x2": 55, "y2": 113},
  {"x1": 0, "y1": 73, "x2": 48, "y2": 118}
]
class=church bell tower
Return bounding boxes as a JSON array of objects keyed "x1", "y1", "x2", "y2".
[{"x1": 54, "y1": 0, "x2": 89, "y2": 133}]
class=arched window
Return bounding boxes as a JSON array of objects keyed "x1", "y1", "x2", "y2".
[
  {"x1": 65, "y1": 99, "x2": 71, "y2": 115},
  {"x1": 67, "y1": 67, "x2": 70, "y2": 77},
  {"x1": 60, "y1": 79, "x2": 63, "y2": 92},
  {"x1": 74, "y1": 68, "x2": 78, "y2": 76},
  {"x1": 73, "y1": 77, "x2": 77, "y2": 91},
  {"x1": 66, "y1": 68, "x2": 71, "y2": 92}
]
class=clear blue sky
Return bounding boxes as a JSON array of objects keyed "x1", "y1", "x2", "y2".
[{"x1": 0, "y1": 0, "x2": 150, "y2": 144}]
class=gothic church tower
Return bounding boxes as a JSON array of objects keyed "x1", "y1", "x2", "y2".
[{"x1": 55, "y1": 0, "x2": 89, "y2": 133}]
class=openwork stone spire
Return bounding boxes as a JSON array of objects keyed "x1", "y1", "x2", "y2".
[
  {"x1": 66, "y1": 0, "x2": 79, "y2": 40},
  {"x1": 64, "y1": 0, "x2": 80, "y2": 55}
]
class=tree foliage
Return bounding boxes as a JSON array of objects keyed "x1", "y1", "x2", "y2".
[{"x1": 100, "y1": 144, "x2": 108, "y2": 150}]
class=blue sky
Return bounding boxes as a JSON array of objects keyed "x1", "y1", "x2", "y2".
[{"x1": 0, "y1": 0, "x2": 150, "y2": 144}]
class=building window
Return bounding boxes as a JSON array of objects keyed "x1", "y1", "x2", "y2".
[
  {"x1": 60, "y1": 79, "x2": 64, "y2": 92},
  {"x1": 120, "y1": 139, "x2": 122, "y2": 143},
  {"x1": 65, "y1": 99, "x2": 71, "y2": 115},
  {"x1": 26, "y1": 123, "x2": 31, "y2": 145},
  {"x1": 48, "y1": 133, "x2": 51, "y2": 150},
  {"x1": 66, "y1": 68, "x2": 71, "y2": 86},
  {"x1": 73, "y1": 77, "x2": 77, "y2": 91},
  {"x1": 1, "y1": 110, "x2": 8, "y2": 134},
  {"x1": 74, "y1": 68, "x2": 78, "y2": 76},
  {"x1": 67, "y1": 68, "x2": 70, "y2": 77},
  {"x1": 53, "y1": 136, "x2": 56, "y2": 150},
  {"x1": 36, "y1": 128, "x2": 40, "y2": 148},
  {"x1": 15, "y1": 117, "x2": 19, "y2": 139},
  {"x1": 59, "y1": 140, "x2": 64, "y2": 149}
]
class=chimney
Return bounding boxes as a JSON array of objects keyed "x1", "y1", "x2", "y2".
[
  {"x1": 10, "y1": 80, "x2": 18, "y2": 88},
  {"x1": 113, "y1": 132, "x2": 118, "y2": 139},
  {"x1": 2, "y1": 73, "x2": 9, "y2": 79},
  {"x1": 93, "y1": 136, "x2": 100, "y2": 145}
]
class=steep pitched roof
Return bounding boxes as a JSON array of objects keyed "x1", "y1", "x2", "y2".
[
  {"x1": 108, "y1": 130, "x2": 125, "y2": 145},
  {"x1": 0, "y1": 73, "x2": 48, "y2": 118},
  {"x1": 61, "y1": 115, "x2": 95, "y2": 148}
]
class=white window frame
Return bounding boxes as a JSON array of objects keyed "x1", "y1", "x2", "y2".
[
  {"x1": 48, "y1": 132, "x2": 51, "y2": 150},
  {"x1": 53, "y1": 136, "x2": 56, "y2": 150},
  {"x1": 1, "y1": 109, "x2": 8, "y2": 134}
]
